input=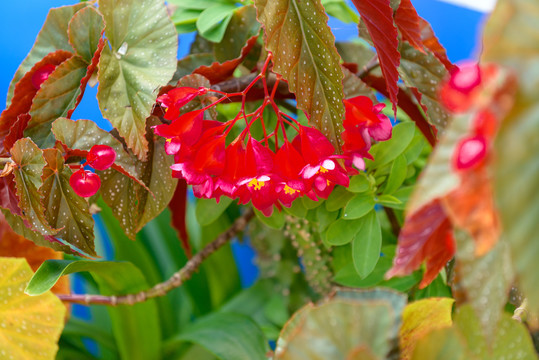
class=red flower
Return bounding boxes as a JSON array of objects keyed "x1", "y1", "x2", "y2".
[
  {"x1": 157, "y1": 87, "x2": 207, "y2": 121},
  {"x1": 293, "y1": 126, "x2": 349, "y2": 199},
  {"x1": 153, "y1": 109, "x2": 204, "y2": 149},
  {"x1": 274, "y1": 142, "x2": 310, "y2": 207},
  {"x1": 236, "y1": 138, "x2": 278, "y2": 216},
  {"x1": 215, "y1": 139, "x2": 247, "y2": 199},
  {"x1": 344, "y1": 96, "x2": 392, "y2": 142},
  {"x1": 439, "y1": 62, "x2": 482, "y2": 113}
]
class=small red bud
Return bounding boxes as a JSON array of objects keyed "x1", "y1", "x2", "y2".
[
  {"x1": 31, "y1": 64, "x2": 56, "y2": 89},
  {"x1": 440, "y1": 62, "x2": 482, "y2": 113},
  {"x1": 70, "y1": 169, "x2": 101, "y2": 197},
  {"x1": 453, "y1": 135, "x2": 487, "y2": 171},
  {"x1": 86, "y1": 145, "x2": 117, "y2": 170}
]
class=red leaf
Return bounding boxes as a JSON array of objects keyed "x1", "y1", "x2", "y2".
[
  {"x1": 362, "y1": 74, "x2": 437, "y2": 147},
  {"x1": 193, "y1": 36, "x2": 258, "y2": 85},
  {"x1": 394, "y1": 0, "x2": 424, "y2": 52},
  {"x1": 4, "y1": 114, "x2": 31, "y2": 153},
  {"x1": 67, "y1": 38, "x2": 105, "y2": 118},
  {"x1": 386, "y1": 199, "x2": 455, "y2": 288},
  {"x1": 169, "y1": 179, "x2": 191, "y2": 258},
  {"x1": 419, "y1": 19, "x2": 454, "y2": 71},
  {"x1": 0, "y1": 175, "x2": 20, "y2": 214},
  {"x1": 351, "y1": 0, "x2": 400, "y2": 114},
  {"x1": 0, "y1": 50, "x2": 72, "y2": 155}
]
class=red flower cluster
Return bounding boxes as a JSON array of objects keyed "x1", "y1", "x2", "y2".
[{"x1": 154, "y1": 74, "x2": 392, "y2": 215}]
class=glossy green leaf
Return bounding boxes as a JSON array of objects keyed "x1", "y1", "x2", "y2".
[
  {"x1": 384, "y1": 154, "x2": 408, "y2": 194},
  {"x1": 6, "y1": 3, "x2": 87, "y2": 105},
  {"x1": 196, "y1": 4, "x2": 237, "y2": 43},
  {"x1": 27, "y1": 259, "x2": 161, "y2": 360},
  {"x1": 275, "y1": 289, "x2": 406, "y2": 359},
  {"x1": 11, "y1": 139, "x2": 56, "y2": 236},
  {"x1": 40, "y1": 149, "x2": 96, "y2": 256},
  {"x1": 321, "y1": 0, "x2": 359, "y2": 24},
  {"x1": 348, "y1": 173, "x2": 371, "y2": 193},
  {"x1": 97, "y1": 0, "x2": 177, "y2": 160},
  {"x1": 352, "y1": 210, "x2": 381, "y2": 278},
  {"x1": 399, "y1": 43, "x2": 450, "y2": 132},
  {"x1": 68, "y1": 6, "x2": 105, "y2": 63},
  {"x1": 326, "y1": 186, "x2": 354, "y2": 212},
  {"x1": 370, "y1": 121, "x2": 416, "y2": 169},
  {"x1": 214, "y1": 5, "x2": 260, "y2": 63},
  {"x1": 325, "y1": 217, "x2": 364, "y2": 246},
  {"x1": 254, "y1": 208, "x2": 285, "y2": 229},
  {"x1": 25, "y1": 56, "x2": 88, "y2": 147},
  {"x1": 167, "y1": 312, "x2": 267, "y2": 360},
  {"x1": 172, "y1": 7, "x2": 200, "y2": 34},
  {"x1": 482, "y1": 0, "x2": 539, "y2": 314},
  {"x1": 343, "y1": 192, "x2": 375, "y2": 220},
  {"x1": 196, "y1": 197, "x2": 233, "y2": 226},
  {"x1": 100, "y1": 127, "x2": 177, "y2": 239},
  {"x1": 334, "y1": 245, "x2": 393, "y2": 288},
  {"x1": 377, "y1": 194, "x2": 403, "y2": 208},
  {"x1": 316, "y1": 206, "x2": 339, "y2": 232},
  {"x1": 254, "y1": 0, "x2": 345, "y2": 150}
]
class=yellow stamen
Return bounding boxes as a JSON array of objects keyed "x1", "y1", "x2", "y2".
[
  {"x1": 248, "y1": 178, "x2": 265, "y2": 191},
  {"x1": 166, "y1": 138, "x2": 172, "y2": 143},
  {"x1": 284, "y1": 185, "x2": 298, "y2": 195},
  {"x1": 319, "y1": 166, "x2": 329, "y2": 173}
]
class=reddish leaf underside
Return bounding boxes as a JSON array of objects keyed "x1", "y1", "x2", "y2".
[
  {"x1": 351, "y1": 0, "x2": 400, "y2": 114},
  {"x1": 394, "y1": 0, "x2": 424, "y2": 52},
  {"x1": 169, "y1": 179, "x2": 191, "y2": 258},
  {"x1": 386, "y1": 199, "x2": 455, "y2": 288},
  {"x1": 193, "y1": 36, "x2": 258, "y2": 85},
  {"x1": 0, "y1": 50, "x2": 72, "y2": 155},
  {"x1": 419, "y1": 19, "x2": 454, "y2": 71}
]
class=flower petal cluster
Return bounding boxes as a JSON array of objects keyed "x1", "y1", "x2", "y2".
[{"x1": 154, "y1": 85, "x2": 393, "y2": 216}]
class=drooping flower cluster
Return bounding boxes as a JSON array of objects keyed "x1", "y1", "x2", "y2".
[{"x1": 154, "y1": 64, "x2": 392, "y2": 215}]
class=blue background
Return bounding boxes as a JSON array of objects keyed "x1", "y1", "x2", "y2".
[{"x1": 0, "y1": 1, "x2": 489, "y2": 288}]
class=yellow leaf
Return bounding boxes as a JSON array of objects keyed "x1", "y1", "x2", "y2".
[
  {"x1": 399, "y1": 297, "x2": 454, "y2": 360},
  {"x1": 0, "y1": 257, "x2": 66, "y2": 359}
]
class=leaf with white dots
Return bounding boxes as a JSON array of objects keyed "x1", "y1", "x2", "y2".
[
  {"x1": 97, "y1": 0, "x2": 178, "y2": 160},
  {"x1": 39, "y1": 149, "x2": 96, "y2": 257},
  {"x1": 100, "y1": 122, "x2": 177, "y2": 239},
  {"x1": 0, "y1": 257, "x2": 66, "y2": 360},
  {"x1": 254, "y1": 0, "x2": 345, "y2": 151},
  {"x1": 399, "y1": 43, "x2": 450, "y2": 133},
  {"x1": 11, "y1": 139, "x2": 58, "y2": 236}
]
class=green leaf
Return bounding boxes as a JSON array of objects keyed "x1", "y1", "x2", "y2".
[
  {"x1": 68, "y1": 7, "x2": 105, "y2": 63},
  {"x1": 169, "y1": 0, "x2": 230, "y2": 10},
  {"x1": 196, "y1": 4, "x2": 237, "y2": 43},
  {"x1": 6, "y1": 3, "x2": 87, "y2": 105},
  {"x1": 196, "y1": 197, "x2": 233, "y2": 226},
  {"x1": 482, "y1": 0, "x2": 539, "y2": 315},
  {"x1": 352, "y1": 210, "x2": 381, "y2": 278},
  {"x1": 254, "y1": 0, "x2": 345, "y2": 150},
  {"x1": 325, "y1": 186, "x2": 354, "y2": 211},
  {"x1": 399, "y1": 43, "x2": 450, "y2": 132},
  {"x1": 316, "y1": 205, "x2": 339, "y2": 232},
  {"x1": 167, "y1": 312, "x2": 267, "y2": 360},
  {"x1": 254, "y1": 208, "x2": 285, "y2": 229},
  {"x1": 384, "y1": 154, "x2": 408, "y2": 194},
  {"x1": 97, "y1": 0, "x2": 177, "y2": 160},
  {"x1": 321, "y1": 0, "x2": 360, "y2": 24},
  {"x1": 275, "y1": 289, "x2": 406, "y2": 359},
  {"x1": 25, "y1": 56, "x2": 89, "y2": 147},
  {"x1": 453, "y1": 230, "x2": 514, "y2": 343},
  {"x1": 343, "y1": 192, "x2": 375, "y2": 220},
  {"x1": 40, "y1": 149, "x2": 96, "y2": 256},
  {"x1": 100, "y1": 125, "x2": 178, "y2": 239},
  {"x1": 172, "y1": 7, "x2": 200, "y2": 34},
  {"x1": 27, "y1": 259, "x2": 162, "y2": 360},
  {"x1": 348, "y1": 173, "x2": 371, "y2": 193},
  {"x1": 370, "y1": 121, "x2": 416, "y2": 169},
  {"x1": 377, "y1": 194, "x2": 403, "y2": 208},
  {"x1": 326, "y1": 217, "x2": 364, "y2": 246},
  {"x1": 11, "y1": 139, "x2": 57, "y2": 235},
  {"x1": 213, "y1": 5, "x2": 260, "y2": 63}
]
